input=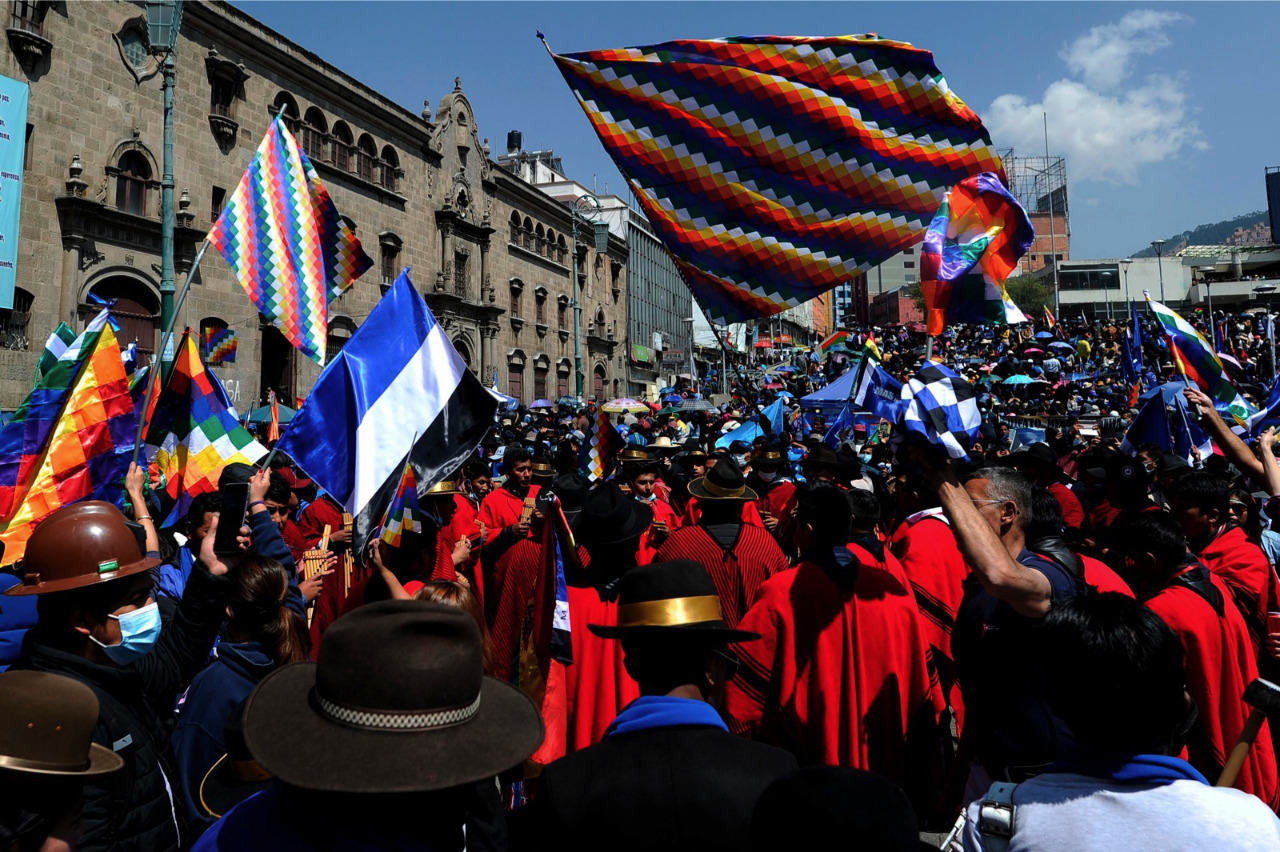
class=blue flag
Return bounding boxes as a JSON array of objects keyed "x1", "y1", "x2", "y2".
[
  {"x1": 824, "y1": 404, "x2": 855, "y2": 449},
  {"x1": 1120, "y1": 393, "x2": 1173, "y2": 456},
  {"x1": 761, "y1": 398, "x2": 786, "y2": 437},
  {"x1": 853, "y1": 362, "x2": 905, "y2": 424}
]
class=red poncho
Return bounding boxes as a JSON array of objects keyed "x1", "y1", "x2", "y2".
[
  {"x1": 682, "y1": 496, "x2": 765, "y2": 528},
  {"x1": 1078, "y1": 553, "x2": 1134, "y2": 597},
  {"x1": 564, "y1": 584, "x2": 640, "y2": 752},
  {"x1": 1145, "y1": 566, "x2": 1280, "y2": 809},
  {"x1": 655, "y1": 523, "x2": 789, "y2": 627},
  {"x1": 1048, "y1": 481, "x2": 1086, "y2": 531},
  {"x1": 635, "y1": 497, "x2": 680, "y2": 567},
  {"x1": 477, "y1": 484, "x2": 541, "y2": 535},
  {"x1": 1199, "y1": 525, "x2": 1278, "y2": 651},
  {"x1": 726, "y1": 543, "x2": 945, "y2": 786}
]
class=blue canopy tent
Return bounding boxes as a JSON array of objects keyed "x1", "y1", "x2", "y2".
[{"x1": 797, "y1": 362, "x2": 861, "y2": 414}]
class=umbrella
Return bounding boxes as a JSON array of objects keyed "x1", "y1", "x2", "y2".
[
  {"x1": 601, "y1": 397, "x2": 645, "y2": 413},
  {"x1": 657, "y1": 406, "x2": 682, "y2": 417},
  {"x1": 247, "y1": 403, "x2": 296, "y2": 424},
  {"x1": 658, "y1": 386, "x2": 677, "y2": 395},
  {"x1": 1034, "y1": 331, "x2": 1054, "y2": 340},
  {"x1": 1002, "y1": 375, "x2": 1034, "y2": 385},
  {"x1": 679, "y1": 397, "x2": 717, "y2": 412},
  {"x1": 777, "y1": 391, "x2": 795, "y2": 398},
  {"x1": 1022, "y1": 347, "x2": 1044, "y2": 355},
  {"x1": 1048, "y1": 341, "x2": 1073, "y2": 352},
  {"x1": 530, "y1": 399, "x2": 554, "y2": 410},
  {"x1": 771, "y1": 365, "x2": 798, "y2": 373},
  {"x1": 753, "y1": 340, "x2": 774, "y2": 349},
  {"x1": 663, "y1": 393, "x2": 684, "y2": 404},
  {"x1": 763, "y1": 382, "x2": 784, "y2": 390}
]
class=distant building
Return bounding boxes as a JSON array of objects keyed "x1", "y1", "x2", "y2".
[
  {"x1": 869, "y1": 287, "x2": 923, "y2": 327},
  {"x1": 1003, "y1": 152, "x2": 1070, "y2": 276}
]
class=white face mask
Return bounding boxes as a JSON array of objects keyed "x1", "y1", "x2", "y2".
[{"x1": 733, "y1": 454, "x2": 748, "y2": 467}]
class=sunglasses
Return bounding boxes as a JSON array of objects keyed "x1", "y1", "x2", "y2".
[{"x1": 712, "y1": 649, "x2": 741, "y2": 680}]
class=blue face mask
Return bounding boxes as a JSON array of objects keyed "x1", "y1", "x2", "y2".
[
  {"x1": 859, "y1": 454, "x2": 873, "y2": 464},
  {"x1": 92, "y1": 601, "x2": 161, "y2": 665}
]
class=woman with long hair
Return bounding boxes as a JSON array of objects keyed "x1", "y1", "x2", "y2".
[{"x1": 173, "y1": 555, "x2": 310, "y2": 840}]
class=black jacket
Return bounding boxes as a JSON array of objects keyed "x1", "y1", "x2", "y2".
[
  {"x1": 18, "y1": 561, "x2": 230, "y2": 852},
  {"x1": 535, "y1": 724, "x2": 797, "y2": 852}
]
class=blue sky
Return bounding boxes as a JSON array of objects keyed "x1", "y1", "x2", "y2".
[{"x1": 238, "y1": 2, "x2": 1279, "y2": 260}]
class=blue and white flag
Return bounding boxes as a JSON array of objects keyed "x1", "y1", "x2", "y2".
[
  {"x1": 899, "y1": 363, "x2": 981, "y2": 459},
  {"x1": 277, "y1": 269, "x2": 498, "y2": 556},
  {"x1": 853, "y1": 363, "x2": 906, "y2": 424}
]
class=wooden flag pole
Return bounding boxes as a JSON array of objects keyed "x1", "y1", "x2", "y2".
[{"x1": 131, "y1": 239, "x2": 212, "y2": 467}]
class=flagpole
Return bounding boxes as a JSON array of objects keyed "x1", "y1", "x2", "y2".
[{"x1": 130, "y1": 239, "x2": 212, "y2": 466}]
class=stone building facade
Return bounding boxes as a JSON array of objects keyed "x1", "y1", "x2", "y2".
[{"x1": 0, "y1": 0, "x2": 627, "y2": 410}]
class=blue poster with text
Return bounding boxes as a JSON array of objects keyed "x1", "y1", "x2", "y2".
[{"x1": 0, "y1": 75, "x2": 27, "y2": 310}]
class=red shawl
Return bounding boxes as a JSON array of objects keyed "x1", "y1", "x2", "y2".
[
  {"x1": 635, "y1": 497, "x2": 680, "y2": 567},
  {"x1": 1200, "y1": 525, "x2": 1277, "y2": 652},
  {"x1": 654, "y1": 523, "x2": 790, "y2": 627},
  {"x1": 1146, "y1": 569, "x2": 1280, "y2": 808},
  {"x1": 564, "y1": 584, "x2": 640, "y2": 752},
  {"x1": 726, "y1": 544, "x2": 944, "y2": 786}
]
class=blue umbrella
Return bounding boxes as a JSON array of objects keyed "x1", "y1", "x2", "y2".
[
  {"x1": 1002, "y1": 375, "x2": 1034, "y2": 385},
  {"x1": 771, "y1": 365, "x2": 798, "y2": 373},
  {"x1": 1048, "y1": 341, "x2": 1073, "y2": 351},
  {"x1": 663, "y1": 393, "x2": 684, "y2": 404},
  {"x1": 658, "y1": 386, "x2": 677, "y2": 395},
  {"x1": 530, "y1": 398, "x2": 554, "y2": 410},
  {"x1": 777, "y1": 391, "x2": 795, "y2": 398},
  {"x1": 1034, "y1": 331, "x2": 1054, "y2": 340}
]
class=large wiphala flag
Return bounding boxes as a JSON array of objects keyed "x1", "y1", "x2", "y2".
[
  {"x1": 546, "y1": 34, "x2": 1003, "y2": 324},
  {"x1": 209, "y1": 114, "x2": 373, "y2": 364},
  {"x1": 277, "y1": 270, "x2": 498, "y2": 556}
]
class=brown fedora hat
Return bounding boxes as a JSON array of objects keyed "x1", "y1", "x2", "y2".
[
  {"x1": 590, "y1": 560, "x2": 759, "y2": 643},
  {"x1": 574, "y1": 483, "x2": 653, "y2": 546},
  {"x1": 243, "y1": 601, "x2": 543, "y2": 794},
  {"x1": 6, "y1": 502, "x2": 159, "y2": 596},
  {"x1": 687, "y1": 458, "x2": 757, "y2": 502},
  {"x1": 0, "y1": 671, "x2": 123, "y2": 777}
]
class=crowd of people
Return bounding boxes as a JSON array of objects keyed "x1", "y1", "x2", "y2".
[{"x1": 4, "y1": 305, "x2": 1280, "y2": 851}]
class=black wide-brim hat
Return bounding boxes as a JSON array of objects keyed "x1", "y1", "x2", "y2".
[
  {"x1": 687, "y1": 457, "x2": 756, "y2": 502},
  {"x1": 589, "y1": 560, "x2": 760, "y2": 643},
  {"x1": 243, "y1": 601, "x2": 544, "y2": 794},
  {"x1": 574, "y1": 482, "x2": 654, "y2": 546}
]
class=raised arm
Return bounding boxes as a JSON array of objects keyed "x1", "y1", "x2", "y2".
[{"x1": 1184, "y1": 386, "x2": 1267, "y2": 485}]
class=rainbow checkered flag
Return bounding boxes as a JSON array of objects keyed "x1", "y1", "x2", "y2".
[
  {"x1": 209, "y1": 115, "x2": 372, "y2": 364},
  {"x1": 379, "y1": 457, "x2": 422, "y2": 548},
  {"x1": 145, "y1": 331, "x2": 267, "y2": 527},
  {"x1": 580, "y1": 405, "x2": 623, "y2": 482},
  {"x1": 203, "y1": 327, "x2": 238, "y2": 365}
]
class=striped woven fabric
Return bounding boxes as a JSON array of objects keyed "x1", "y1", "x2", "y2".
[
  {"x1": 146, "y1": 331, "x2": 266, "y2": 527},
  {"x1": 580, "y1": 405, "x2": 623, "y2": 482},
  {"x1": 209, "y1": 115, "x2": 372, "y2": 364},
  {"x1": 547, "y1": 34, "x2": 1003, "y2": 324},
  {"x1": 0, "y1": 321, "x2": 137, "y2": 565}
]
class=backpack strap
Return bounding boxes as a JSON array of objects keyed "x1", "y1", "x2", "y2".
[{"x1": 977, "y1": 781, "x2": 1019, "y2": 852}]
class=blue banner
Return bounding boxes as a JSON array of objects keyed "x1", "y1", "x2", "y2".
[{"x1": 0, "y1": 75, "x2": 26, "y2": 310}]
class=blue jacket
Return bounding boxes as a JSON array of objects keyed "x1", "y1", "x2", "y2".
[
  {"x1": 0, "y1": 572, "x2": 37, "y2": 671},
  {"x1": 245, "y1": 509, "x2": 307, "y2": 620},
  {"x1": 173, "y1": 641, "x2": 276, "y2": 841}
]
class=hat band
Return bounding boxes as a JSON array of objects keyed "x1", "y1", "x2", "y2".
[
  {"x1": 0, "y1": 752, "x2": 90, "y2": 773},
  {"x1": 315, "y1": 692, "x2": 481, "y2": 731},
  {"x1": 699, "y1": 477, "x2": 746, "y2": 499},
  {"x1": 617, "y1": 595, "x2": 724, "y2": 628}
]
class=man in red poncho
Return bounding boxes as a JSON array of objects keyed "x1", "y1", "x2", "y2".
[
  {"x1": 562, "y1": 483, "x2": 648, "y2": 751},
  {"x1": 620, "y1": 459, "x2": 677, "y2": 566},
  {"x1": 726, "y1": 484, "x2": 945, "y2": 812},
  {"x1": 1172, "y1": 471, "x2": 1278, "y2": 652},
  {"x1": 888, "y1": 470, "x2": 970, "y2": 733},
  {"x1": 656, "y1": 459, "x2": 789, "y2": 628},
  {"x1": 747, "y1": 445, "x2": 797, "y2": 549},
  {"x1": 474, "y1": 446, "x2": 540, "y2": 609},
  {"x1": 1111, "y1": 510, "x2": 1280, "y2": 808}
]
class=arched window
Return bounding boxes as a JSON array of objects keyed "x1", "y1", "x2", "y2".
[
  {"x1": 507, "y1": 351, "x2": 526, "y2": 404},
  {"x1": 509, "y1": 211, "x2": 521, "y2": 244},
  {"x1": 593, "y1": 364, "x2": 606, "y2": 402},
  {"x1": 356, "y1": 134, "x2": 377, "y2": 183},
  {"x1": 115, "y1": 151, "x2": 151, "y2": 216},
  {"x1": 302, "y1": 108, "x2": 328, "y2": 162},
  {"x1": 533, "y1": 357, "x2": 549, "y2": 400},
  {"x1": 379, "y1": 232, "x2": 402, "y2": 288},
  {"x1": 83, "y1": 278, "x2": 158, "y2": 354},
  {"x1": 379, "y1": 145, "x2": 399, "y2": 192},
  {"x1": 522, "y1": 217, "x2": 533, "y2": 249},
  {"x1": 556, "y1": 359, "x2": 571, "y2": 399},
  {"x1": 331, "y1": 122, "x2": 353, "y2": 173},
  {"x1": 534, "y1": 224, "x2": 545, "y2": 256},
  {"x1": 0, "y1": 286, "x2": 34, "y2": 351},
  {"x1": 556, "y1": 234, "x2": 567, "y2": 264},
  {"x1": 453, "y1": 338, "x2": 472, "y2": 370},
  {"x1": 534, "y1": 286, "x2": 547, "y2": 324},
  {"x1": 273, "y1": 92, "x2": 300, "y2": 134},
  {"x1": 326, "y1": 316, "x2": 357, "y2": 363},
  {"x1": 509, "y1": 278, "x2": 524, "y2": 318}
]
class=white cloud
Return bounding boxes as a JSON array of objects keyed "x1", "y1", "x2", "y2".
[
  {"x1": 1060, "y1": 9, "x2": 1188, "y2": 90},
  {"x1": 983, "y1": 9, "x2": 1205, "y2": 186}
]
